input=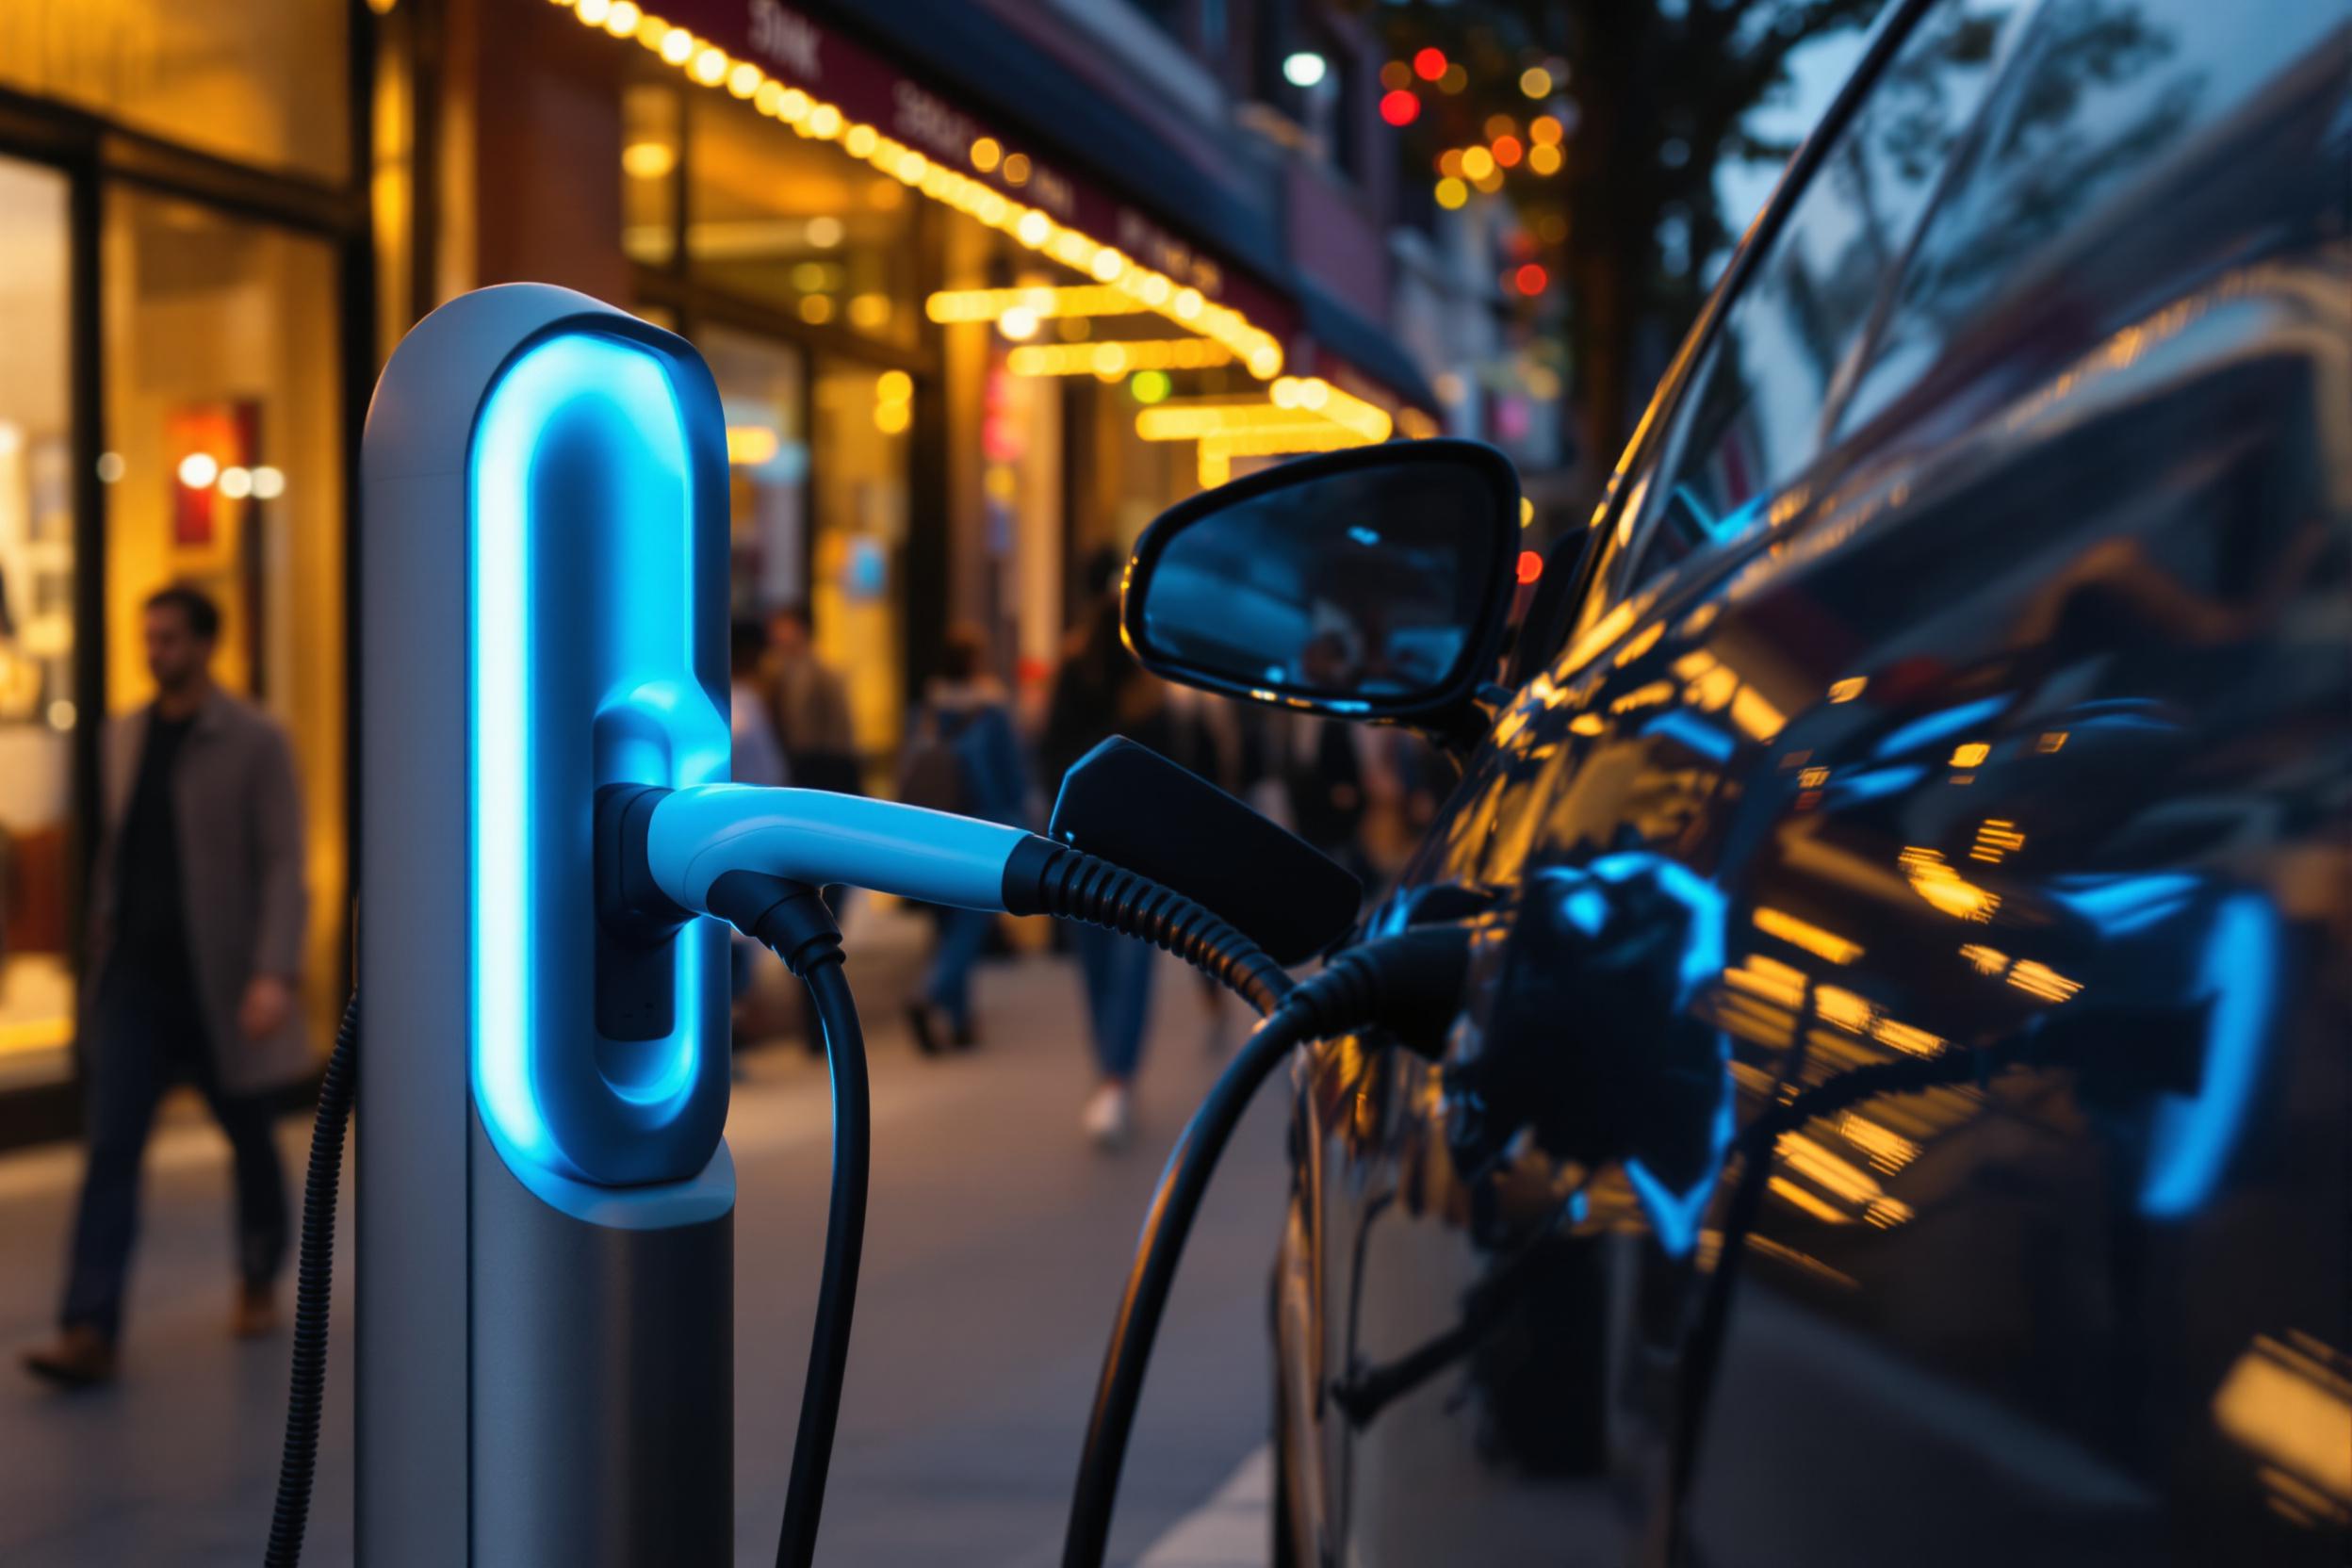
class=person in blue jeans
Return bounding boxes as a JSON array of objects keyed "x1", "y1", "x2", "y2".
[
  {"x1": 1040, "y1": 550, "x2": 1183, "y2": 1149},
  {"x1": 901, "y1": 625, "x2": 1028, "y2": 1054}
]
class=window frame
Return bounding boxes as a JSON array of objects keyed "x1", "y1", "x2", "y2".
[{"x1": 1507, "y1": 0, "x2": 1949, "y2": 688}]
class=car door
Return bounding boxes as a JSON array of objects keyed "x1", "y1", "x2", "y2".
[{"x1": 1282, "y1": 1, "x2": 2352, "y2": 1565}]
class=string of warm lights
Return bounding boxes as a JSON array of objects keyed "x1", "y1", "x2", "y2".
[
  {"x1": 552, "y1": 0, "x2": 1285, "y2": 378},
  {"x1": 1005, "y1": 339, "x2": 1235, "y2": 377},
  {"x1": 1136, "y1": 376, "x2": 1394, "y2": 485},
  {"x1": 923, "y1": 286, "x2": 1154, "y2": 324}
]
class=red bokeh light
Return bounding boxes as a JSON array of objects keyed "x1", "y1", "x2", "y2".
[
  {"x1": 1492, "y1": 135, "x2": 1524, "y2": 168},
  {"x1": 1413, "y1": 47, "x2": 1447, "y2": 81},
  {"x1": 1514, "y1": 263, "x2": 1548, "y2": 296},
  {"x1": 1379, "y1": 89, "x2": 1420, "y2": 127},
  {"x1": 1516, "y1": 549, "x2": 1544, "y2": 585}
]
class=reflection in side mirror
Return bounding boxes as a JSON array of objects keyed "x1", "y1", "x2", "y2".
[{"x1": 1119, "y1": 439, "x2": 1521, "y2": 725}]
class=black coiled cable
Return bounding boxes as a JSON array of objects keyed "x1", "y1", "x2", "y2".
[
  {"x1": 264, "y1": 989, "x2": 359, "y2": 1568},
  {"x1": 1001, "y1": 839, "x2": 1296, "y2": 1016}
]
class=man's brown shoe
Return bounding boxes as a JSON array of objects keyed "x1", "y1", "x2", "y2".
[
  {"x1": 231, "y1": 1282, "x2": 278, "y2": 1339},
  {"x1": 20, "y1": 1326, "x2": 116, "y2": 1388}
]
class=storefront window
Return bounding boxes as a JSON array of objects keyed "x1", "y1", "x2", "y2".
[
  {"x1": 810, "y1": 358, "x2": 909, "y2": 776},
  {"x1": 102, "y1": 190, "x2": 347, "y2": 1037},
  {"x1": 701, "y1": 326, "x2": 809, "y2": 614},
  {"x1": 0, "y1": 0, "x2": 351, "y2": 183},
  {"x1": 686, "y1": 94, "x2": 920, "y2": 348},
  {"x1": 0, "y1": 158, "x2": 76, "y2": 1088},
  {"x1": 622, "y1": 82, "x2": 681, "y2": 270}
]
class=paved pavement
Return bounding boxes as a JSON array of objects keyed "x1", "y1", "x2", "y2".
[{"x1": 0, "y1": 910, "x2": 1282, "y2": 1566}]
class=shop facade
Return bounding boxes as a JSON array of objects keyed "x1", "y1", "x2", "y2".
[
  {"x1": 0, "y1": 0, "x2": 1431, "y2": 1144},
  {"x1": 0, "y1": 0, "x2": 369, "y2": 1141}
]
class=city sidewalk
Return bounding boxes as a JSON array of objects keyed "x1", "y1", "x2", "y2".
[{"x1": 0, "y1": 907, "x2": 1280, "y2": 1566}]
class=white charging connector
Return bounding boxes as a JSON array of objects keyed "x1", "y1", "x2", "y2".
[{"x1": 645, "y1": 784, "x2": 1032, "y2": 917}]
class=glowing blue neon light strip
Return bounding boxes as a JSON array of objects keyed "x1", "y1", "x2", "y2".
[{"x1": 470, "y1": 332, "x2": 715, "y2": 1177}]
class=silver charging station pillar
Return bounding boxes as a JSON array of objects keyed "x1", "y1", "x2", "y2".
[{"x1": 358, "y1": 285, "x2": 736, "y2": 1564}]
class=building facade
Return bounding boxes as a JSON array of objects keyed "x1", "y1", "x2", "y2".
[{"x1": 0, "y1": 0, "x2": 1486, "y2": 1145}]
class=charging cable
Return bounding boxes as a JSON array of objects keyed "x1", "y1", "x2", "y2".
[
  {"x1": 1059, "y1": 923, "x2": 1473, "y2": 1568},
  {"x1": 700, "y1": 873, "x2": 866, "y2": 1568},
  {"x1": 263, "y1": 784, "x2": 1348, "y2": 1567},
  {"x1": 265, "y1": 991, "x2": 359, "y2": 1568}
]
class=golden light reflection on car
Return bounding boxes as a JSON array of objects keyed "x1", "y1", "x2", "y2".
[
  {"x1": 1753, "y1": 906, "x2": 1864, "y2": 964},
  {"x1": 1901, "y1": 846, "x2": 2001, "y2": 923},
  {"x1": 1969, "y1": 819, "x2": 2027, "y2": 864},
  {"x1": 2211, "y1": 1331, "x2": 2352, "y2": 1529}
]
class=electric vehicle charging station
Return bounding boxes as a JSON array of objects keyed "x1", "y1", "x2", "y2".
[
  {"x1": 312, "y1": 280, "x2": 1444, "y2": 1568},
  {"x1": 358, "y1": 285, "x2": 739, "y2": 1564}
]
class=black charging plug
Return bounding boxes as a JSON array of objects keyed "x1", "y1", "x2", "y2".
[{"x1": 594, "y1": 783, "x2": 691, "y2": 1039}]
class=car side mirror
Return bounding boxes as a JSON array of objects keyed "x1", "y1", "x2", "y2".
[{"x1": 1119, "y1": 439, "x2": 1521, "y2": 728}]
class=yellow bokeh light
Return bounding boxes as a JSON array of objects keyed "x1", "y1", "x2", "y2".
[
  {"x1": 689, "y1": 44, "x2": 727, "y2": 85},
  {"x1": 1002, "y1": 153, "x2": 1032, "y2": 186},
  {"x1": 1527, "y1": 143, "x2": 1562, "y2": 175},
  {"x1": 1520, "y1": 66, "x2": 1552, "y2": 99},
  {"x1": 1531, "y1": 114, "x2": 1564, "y2": 146},
  {"x1": 727, "y1": 61, "x2": 761, "y2": 98},
  {"x1": 602, "y1": 0, "x2": 641, "y2": 38},
  {"x1": 875, "y1": 369, "x2": 913, "y2": 403},
  {"x1": 970, "y1": 137, "x2": 1001, "y2": 172},
  {"x1": 660, "y1": 25, "x2": 693, "y2": 63},
  {"x1": 874, "y1": 400, "x2": 911, "y2": 435},
  {"x1": 1461, "y1": 146, "x2": 1495, "y2": 180},
  {"x1": 726, "y1": 425, "x2": 780, "y2": 466},
  {"x1": 806, "y1": 103, "x2": 843, "y2": 139},
  {"x1": 1434, "y1": 176, "x2": 1468, "y2": 209},
  {"x1": 575, "y1": 0, "x2": 611, "y2": 24},
  {"x1": 843, "y1": 123, "x2": 878, "y2": 157},
  {"x1": 620, "y1": 139, "x2": 676, "y2": 180},
  {"x1": 1015, "y1": 210, "x2": 1052, "y2": 248}
]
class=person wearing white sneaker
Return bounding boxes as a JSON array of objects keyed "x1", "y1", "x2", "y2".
[{"x1": 1082, "y1": 1080, "x2": 1133, "y2": 1152}]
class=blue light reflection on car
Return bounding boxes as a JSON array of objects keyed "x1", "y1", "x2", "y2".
[
  {"x1": 2140, "y1": 892, "x2": 2279, "y2": 1218},
  {"x1": 1870, "y1": 694, "x2": 2008, "y2": 759}
]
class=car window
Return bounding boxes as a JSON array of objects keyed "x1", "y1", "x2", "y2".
[
  {"x1": 1837, "y1": 0, "x2": 2352, "y2": 433},
  {"x1": 1601, "y1": 0, "x2": 2030, "y2": 609}
]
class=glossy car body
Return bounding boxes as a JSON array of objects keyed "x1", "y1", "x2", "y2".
[{"x1": 1268, "y1": 2, "x2": 2351, "y2": 1563}]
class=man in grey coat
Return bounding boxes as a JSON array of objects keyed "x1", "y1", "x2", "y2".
[{"x1": 21, "y1": 583, "x2": 309, "y2": 1387}]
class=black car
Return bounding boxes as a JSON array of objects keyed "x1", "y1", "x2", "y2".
[{"x1": 1116, "y1": 1, "x2": 2351, "y2": 1562}]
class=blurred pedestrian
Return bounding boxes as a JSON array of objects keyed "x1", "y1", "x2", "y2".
[
  {"x1": 731, "y1": 617, "x2": 790, "y2": 792},
  {"x1": 21, "y1": 584, "x2": 307, "y2": 1388},
  {"x1": 765, "y1": 604, "x2": 860, "y2": 794},
  {"x1": 1042, "y1": 547, "x2": 1176, "y2": 1150},
  {"x1": 898, "y1": 624, "x2": 1028, "y2": 1054},
  {"x1": 1282, "y1": 715, "x2": 1371, "y2": 885},
  {"x1": 729, "y1": 620, "x2": 788, "y2": 1028}
]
